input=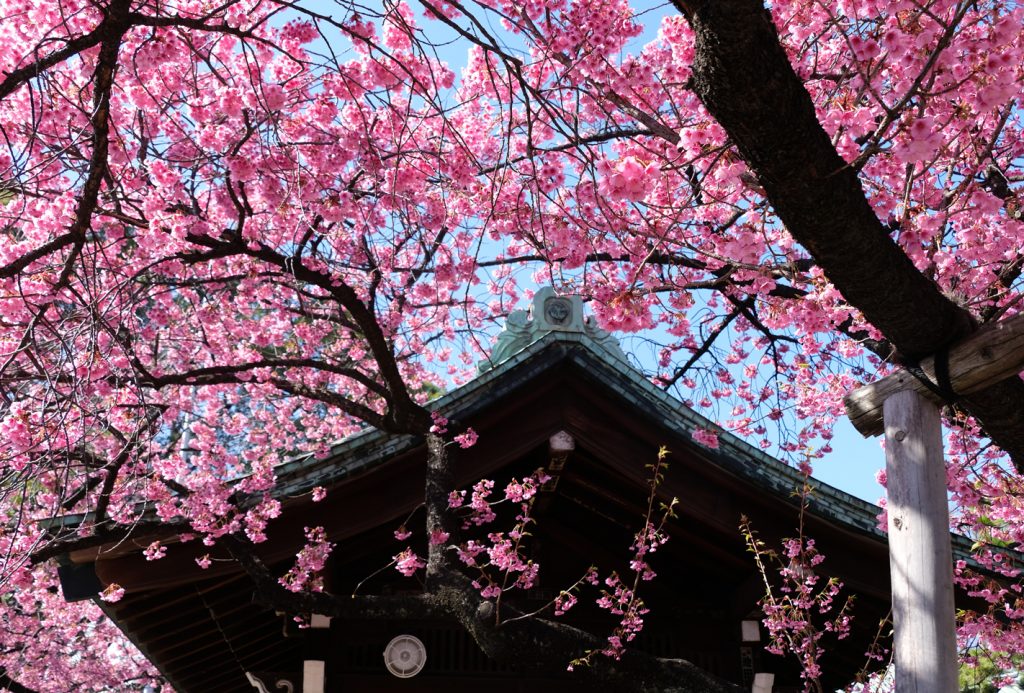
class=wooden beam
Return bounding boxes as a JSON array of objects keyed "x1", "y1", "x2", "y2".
[
  {"x1": 884, "y1": 390, "x2": 958, "y2": 692},
  {"x1": 845, "y1": 312, "x2": 1024, "y2": 436}
]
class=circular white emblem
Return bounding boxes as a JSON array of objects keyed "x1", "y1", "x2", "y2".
[{"x1": 383, "y1": 634, "x2": 427, "y2": 678}]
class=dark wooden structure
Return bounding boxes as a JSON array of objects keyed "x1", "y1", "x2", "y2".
[{"x1": 57, "y1": 325, "x2": 930, "y2": 692}]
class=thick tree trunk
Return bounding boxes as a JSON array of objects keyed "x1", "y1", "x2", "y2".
[
  {"x1": 425, "y1": 432, "x2": 458, "y2": 586},
  {"x1": 672, "y1": 0, "x2": 1024, "y2": 467}
]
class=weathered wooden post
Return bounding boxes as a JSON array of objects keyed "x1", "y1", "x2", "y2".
[
  {"x1": 844, "y1": 312, "x2": 1024, "y2": 692},
  {"x1": 882, "y1": 389, "x2": 957, "y2": 691}
]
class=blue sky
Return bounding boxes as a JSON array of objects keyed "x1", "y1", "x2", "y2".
[{"x1": 816, "y1": 417, "x2": 886, "y2": 503}]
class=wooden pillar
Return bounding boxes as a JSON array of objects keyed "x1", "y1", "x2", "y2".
[
  {"x1": 883, "y1": 389, "x2": 957, "y2": 692},
  {"x1": 845, "y1": 314, "x2": 1024, "y2": 690},
  {"x1": 303, "y1": 614, "x2": 331, "y2": 693}
]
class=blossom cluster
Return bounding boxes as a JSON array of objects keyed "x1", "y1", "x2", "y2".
[
  {"x1": 279, "y1": 527, "x2": 334, "y2": 593},
  {"x1": 441, "y1": 470, "x2": 550, "y2": 595},
  {"x1": 743, "y1": 521, "x2": 853, "y2": 690}
]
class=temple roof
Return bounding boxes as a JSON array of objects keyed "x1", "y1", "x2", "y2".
[{"x1": 275, "y1": 296, "x2": 883, "y2": 541}]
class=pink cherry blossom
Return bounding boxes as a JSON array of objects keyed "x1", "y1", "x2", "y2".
[
  {"x1": 394, "y1": 549, "x2": 426, "y2": 577},
  {"x1": 691, "y1": 427, "x2": 720, "y2": 450},
  {"x1": 454, "y1": 427, "x2": 478, "y2": 448},
  {"x1": 99, "y1": 584, "x2": 125, "y2": 603},
  {"x1": 0, "y1": 0, "x2": 1022, "y2": 686}
]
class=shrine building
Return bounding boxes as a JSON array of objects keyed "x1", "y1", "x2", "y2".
[{"x1": 55, "y1": 290, "x2": 965, "y2": 692}]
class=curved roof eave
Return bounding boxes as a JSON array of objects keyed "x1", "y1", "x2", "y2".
[{"x1": 273, "y1": 330, "x2": 894, "y2": 546}]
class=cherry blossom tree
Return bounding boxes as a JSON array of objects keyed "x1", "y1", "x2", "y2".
[{"x1": 0, "y1": 0, "x2": 1022, "y2": 689}]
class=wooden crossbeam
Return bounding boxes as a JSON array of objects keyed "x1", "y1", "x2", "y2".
[{"x1": 845, "y1": 311, "x2": 1024, "y2": 436}]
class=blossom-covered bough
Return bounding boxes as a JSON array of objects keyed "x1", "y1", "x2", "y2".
[{"x1": 0, "y1": 0, "x2": 1022, "y2": 689}]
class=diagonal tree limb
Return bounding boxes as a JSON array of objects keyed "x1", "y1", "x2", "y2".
[{"x1": 670, "y1": 0, "x2": 1024, "y2": 467}]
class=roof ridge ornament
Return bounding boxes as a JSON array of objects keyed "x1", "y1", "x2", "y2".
[{"x1": 479, "y1": 287, "x2": 628, "y2": 372}]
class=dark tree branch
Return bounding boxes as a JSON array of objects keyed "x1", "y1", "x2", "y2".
[
  {"x1": 0, "y1": 233, "x2": 82, "y2": 280},
  {"x1": 212, "y1": 429, "x2": 743, "y2": 692},
  {"x1": 219, "y1": 526, "x2": 740, "y2": 692},
  {"x1": 0, "y1": 9, "x2": 117, "y2": 102},
  {"x1": 31, "y1": 518, "x2": 189, "y2": 565},
  {"x1": 219, "y1": 533, "x2": 443, "y2": 619},
  {"x1": 140, "y1": 358, "x2": 389, "y2": 399},
  {"x1": 671, "y1": 0, "x2": 1024, "y2": 466},
  {"x1": 429, "y1": 568, "x2": 741, "y2": 693},
  {"x1": 180, "y1": 231, "x2": 431, "y2": 433},
  {"x1": 726, "y1": 295, "x2": 799, "y2": 345},
  {"x1": 269, "y1": 378, "x2": 388, "y2": 430},
  {"x1": 0, "y1": 0, "x2": 129, "y2": 281},
  {"x1": 661, "y1": 305, "x2": 742, "y2": 389}
]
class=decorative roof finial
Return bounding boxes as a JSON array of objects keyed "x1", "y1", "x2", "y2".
[{"x1": 479, "y1": 288, "x2": 628, "y2": 372}]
